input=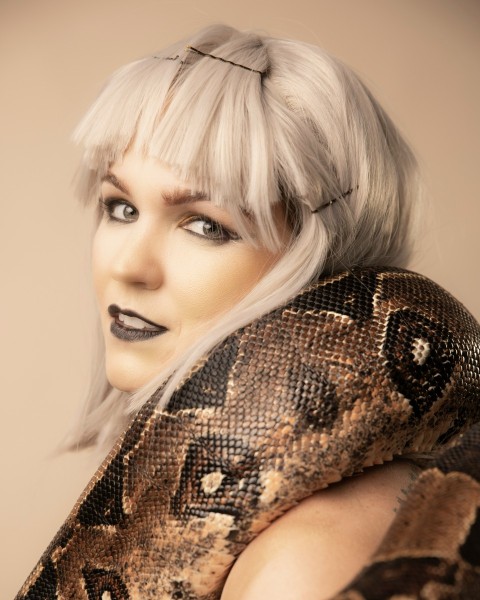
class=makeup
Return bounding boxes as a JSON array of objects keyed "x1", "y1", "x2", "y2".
[
  {"x1": 94, "y1": 152, "x2": 286, "y2": 390},
  {"x1": 108, "y1": 304, "x2": 167, "y2": 342}
]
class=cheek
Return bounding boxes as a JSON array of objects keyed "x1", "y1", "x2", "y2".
[
  {"x1": 91, "y1": 232, "x2": 104, "y2": 296},
  {"x1": 169, "y1": 246, "x2": 276, "y2": 323},
  {"x1": 91, "y1": 226, "x2": 115, "y2": 300}
]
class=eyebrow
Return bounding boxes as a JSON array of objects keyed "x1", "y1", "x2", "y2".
[
  {"x1": 102, "y1": 173, "x2": 129, "y2": 194},
  {"x1": 101, "y1": 172, "x2": 208, "y2": 205},
  {"x1": 162, "y1": 189, "x2": 208, "y2": 206}
]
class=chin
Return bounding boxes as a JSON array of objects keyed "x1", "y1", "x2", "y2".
[
  {"x1": 103, "y1": 338, "x2": 178, "y2": 393},
  {"x1": 105, "y1": 358, "x2": 156, "y2": 393}
]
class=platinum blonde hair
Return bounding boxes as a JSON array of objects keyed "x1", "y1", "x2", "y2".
[{"x1": 68, "y1": 24, "x2": 422, "y2": 451}]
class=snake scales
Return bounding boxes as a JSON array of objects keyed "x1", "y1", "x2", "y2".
[{"x1": 16, "y1": 267, "x2": 480, "y2": 599}]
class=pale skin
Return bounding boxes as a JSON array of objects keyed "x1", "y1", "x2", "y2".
[
  {"x1": 94, "y1": 150, "x2": 420, "y2": 598},
  {"x1": 221, "y1": 460, "x2": 419, "y2": 600},
  {"x1": 93, "y1": 151, "x2": 288, "y2": 391}
]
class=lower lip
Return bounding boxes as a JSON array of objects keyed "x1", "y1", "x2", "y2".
[{"x1": 110, "y1": 320, "x2": 167, "y2": 342}]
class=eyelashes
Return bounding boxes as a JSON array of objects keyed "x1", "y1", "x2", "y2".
[
  {"x1": 98, "y1": 197, "x2": 241, "y2": 244},
  {"x1": 180, "y1": 215, "x2": 240, "y2": 243},
  {"x1": 99, "y1": 197, "x2": 138, "y2": 222}
]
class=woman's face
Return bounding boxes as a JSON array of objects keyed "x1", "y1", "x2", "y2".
[{"x1": 93, "y1": 151, "x2": 288, "y2": 391}]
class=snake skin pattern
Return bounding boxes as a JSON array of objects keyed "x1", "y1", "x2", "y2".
[
  {"x1": 15, "y1": 267, "x2": 480, "y2": 599},
  {"x1": 336, "y1": 420, "x2": 480, "y2": 599}
]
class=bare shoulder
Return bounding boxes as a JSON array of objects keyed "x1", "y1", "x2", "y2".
[{"x1": 221, "y1": 460, "x2": 420, "y2": 600}]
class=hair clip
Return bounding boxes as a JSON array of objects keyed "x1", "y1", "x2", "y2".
[
  {"x1": 185, "y1": 46, "x2": 266, "y2": 76},
  {"x1": 311, "y1": 186, "x2": 358, "y2": 213},
  {"x1": 153, "y1": 47, "x2": 266, "y2": 77}
]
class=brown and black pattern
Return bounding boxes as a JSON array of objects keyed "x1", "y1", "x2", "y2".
[
  {"x1": 336, "y1": 421, "x2": 480, "y2": 599},
  {"x1": 15, "y1": 267, "x2": 480, "y2": 599}
]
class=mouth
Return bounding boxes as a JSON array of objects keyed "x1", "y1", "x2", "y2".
[{"x1": 108, "y1": 304, "x2": 167, "y2": 342}]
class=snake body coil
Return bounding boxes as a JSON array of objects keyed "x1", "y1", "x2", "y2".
[{"x1": 16, "y1": 267, "x2": 480, "y2": 599}]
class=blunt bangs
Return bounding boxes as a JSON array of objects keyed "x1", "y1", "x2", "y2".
[{"x1": 74, "y1": 26, "x2": 287, "y2": 250}]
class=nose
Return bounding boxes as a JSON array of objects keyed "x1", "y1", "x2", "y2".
[{"x1": 110, "y1": 225, "x2": 164, "y2": 290}]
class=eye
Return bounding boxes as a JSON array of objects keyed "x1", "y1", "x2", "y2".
[
  {"x1": 99, "y1": 198, "x2": 138, "y2": 223},
  {"x1": 181, "y1": 215, "x2": 240, "y2": 243}
]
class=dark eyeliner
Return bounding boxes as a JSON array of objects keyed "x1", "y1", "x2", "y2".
[
  {"x1": 98, "y1": 197, "x2": 137, "y2": 223},
  {"x1": 182, "y1": 214, "x2": 241, "y2": 243},
  {"x1": 98, "y1": 197, "x2": 112, "y2": 216}
]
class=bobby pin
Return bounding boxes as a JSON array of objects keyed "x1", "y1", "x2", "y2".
[
  {"x1": 185, "y1": 46, "x2": 266, "y2": 76},
  {"x1": 154, "y1": 47, "x2": 266, "y2": 77},
  {"x1": 311, "y1": 186, "x2": 358, "y2": 213}
]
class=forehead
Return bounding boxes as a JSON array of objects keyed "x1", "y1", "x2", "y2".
[{"x1": 102, "y1": 152, "x2": 207, "y2": 205}]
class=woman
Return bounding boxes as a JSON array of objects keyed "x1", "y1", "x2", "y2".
[
  {"x1": 16, "y1": 24, "x2": 480, "y2": 600},
  {"x1": 73, "y1": 22, "x2": 419, "y2": 452}
]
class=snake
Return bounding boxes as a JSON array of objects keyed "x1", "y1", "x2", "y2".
[{"x1": 15, "y1": 266, "x2": 480, "y2": 600}]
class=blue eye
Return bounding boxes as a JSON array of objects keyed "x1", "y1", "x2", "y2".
[
  {"x1": 182, "y1": 216, "x2": 240, "y2": 243},
  {"x1": 100, "y1": 198, "x2": 138, "y2": 223}
]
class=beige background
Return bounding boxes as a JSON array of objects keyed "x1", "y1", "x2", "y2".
[{"x1": 1, "y1": 0, "x2": 479, "y2": 596}]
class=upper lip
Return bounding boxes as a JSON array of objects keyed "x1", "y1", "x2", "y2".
[{"x1": 108, "y1": 304, "x2": 166, "y2": 330}]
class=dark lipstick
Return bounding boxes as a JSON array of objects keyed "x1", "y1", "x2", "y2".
[{"x1": 108, "y1": 304, "x2": 167, "y2": 342}]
